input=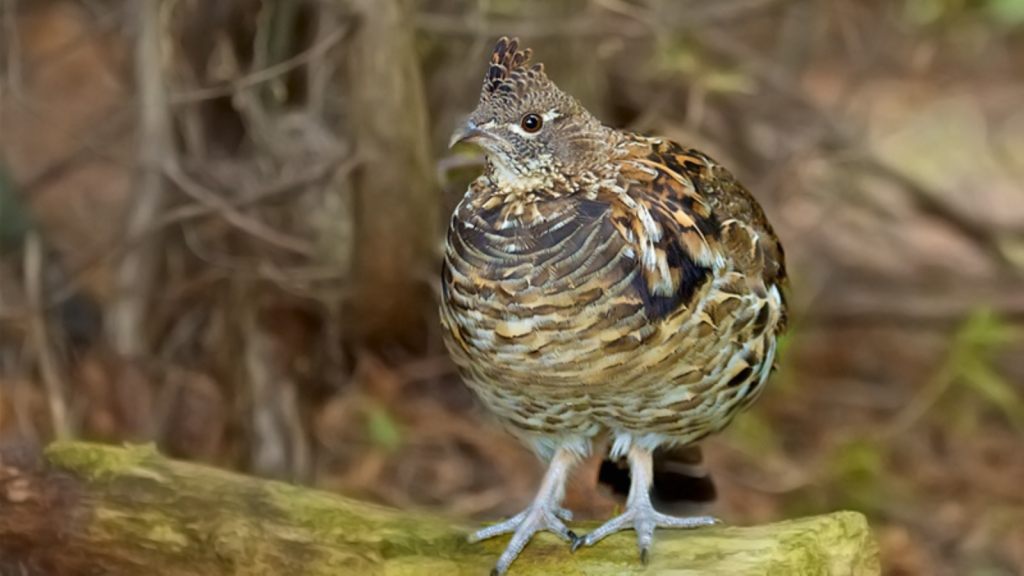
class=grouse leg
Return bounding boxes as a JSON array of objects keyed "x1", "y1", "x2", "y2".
[
  {"x1": 472, "y1": 445, "x2": 579, "y2": 575},
  {"x1": 573, "y1": 444, "x2": 719, "y2": 564}
]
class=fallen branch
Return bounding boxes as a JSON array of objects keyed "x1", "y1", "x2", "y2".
[{"x1": 0, "y1": 441, "x2": 879, "y2": 575}]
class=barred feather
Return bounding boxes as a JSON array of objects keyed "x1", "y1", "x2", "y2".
[{"x1": 442, "y1": 37, "x2": 787, "y2": 461}]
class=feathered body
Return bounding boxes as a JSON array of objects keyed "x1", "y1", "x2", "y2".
[{"x1": 441, "y1": 38, "x2": 788, "y2": 574}]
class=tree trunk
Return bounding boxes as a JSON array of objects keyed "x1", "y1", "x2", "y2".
[
  {"x1": 0, "y1": 441, "x2": 880, "y2": 575},
  {"x1": 343, "y1": 0, "x2": 438, "y2": 346}
]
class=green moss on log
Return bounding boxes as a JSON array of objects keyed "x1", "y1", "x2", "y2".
[{"x1": 0, "y1": 442, "x2": 883, "y2": 575}]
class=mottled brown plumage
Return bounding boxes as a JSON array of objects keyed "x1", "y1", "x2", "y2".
[{"x1": 441, "y1": 37, "x2": 788, "y2": 574}]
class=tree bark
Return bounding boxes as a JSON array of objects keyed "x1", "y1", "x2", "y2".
[
  {"x1": 343, "y1": 0, "x2": 438, "y2": 346},
  {"x1": 0, "y1": 441, "x2": 879, "y2": 575}
]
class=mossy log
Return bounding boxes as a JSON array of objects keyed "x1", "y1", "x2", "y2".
[{"x1": 0, "y1": 442, "x2": 879, "y2": 575}]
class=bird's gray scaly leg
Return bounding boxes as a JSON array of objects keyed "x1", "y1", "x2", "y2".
[
  {"x1": 473, "y1": 445, "x2": 579, "y2": 575},
  {"x1": 574, "y1": 444, "x2": 719, "y2": 564}
]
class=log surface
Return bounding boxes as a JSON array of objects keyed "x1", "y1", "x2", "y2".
[{"x1": 0, "y1": 441, "x2": 880, "y2": 575}]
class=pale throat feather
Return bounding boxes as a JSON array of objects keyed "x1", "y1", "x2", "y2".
[{"x1": 487, "y1": 154, "x2": 555, "y2": 195}]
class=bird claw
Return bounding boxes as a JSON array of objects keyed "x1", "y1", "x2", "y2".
[
  {"x1": 471, "y1": 505, "x2": 575, "y2": 543},
  {"x1": 554, "y1": 506, "x2": 573, "y2": 522},
  {"x1": 574, "y1": 502, "x2": 719, "y2": 564},
  {"x1": 474, "y1": 502, "x2": 576, "y2": 575},
  {"x1": 570, "y1": 532, "x2": 585, "y2": 553}
]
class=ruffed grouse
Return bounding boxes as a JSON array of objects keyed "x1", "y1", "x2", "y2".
[{"x1": 441, "y1": 37, "x2": 788, "y2": 574}]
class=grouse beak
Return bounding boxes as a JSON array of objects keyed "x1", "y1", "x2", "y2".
[{"x1": 449, "y1": 119, "x2": 494, "y2": 149}]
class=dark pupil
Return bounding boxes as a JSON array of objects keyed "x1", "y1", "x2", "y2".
[{"x1": 523, "y1": 115, "x2": 540, "y2": 131}]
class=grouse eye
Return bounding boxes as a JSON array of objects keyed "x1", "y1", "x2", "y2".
[{"x1": 520, "y1": 113, "x2": 543, "y2": 133}]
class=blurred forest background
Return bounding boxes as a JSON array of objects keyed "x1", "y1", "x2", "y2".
[{"x1": 1, "y1": 0, "x2": 1023, "y2": 574}]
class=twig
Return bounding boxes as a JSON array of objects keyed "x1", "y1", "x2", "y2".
[
  {"x1": 23, "y1": 233, "x2": 70, "y2": 440},
  {"x1": 106, "y1": 0, "x2": 172, "y2": 357},
  {"x1": 881, "y1": 359, "x2": 957, "y2": 438},
  {"x1": 164, "y1": 155, "x2": 355, "y2": 226},
  {"x1": 415, "y1": 11, "x2": 646, "y2": 38},
  {"x1": 590, "y1": 0, "x2": 657, "y2": 28},
  {"x1": 164, "y1": 160, "x2": 315, "y2": 256},
  {"x1": 856, "y1": 158, "x2": 1016, "y2": 269},
  {"x1": 418, "y1": 0, "x2": 791, "y2": 38},
  {"x1": 179, "y1": 225, "x2": 348, "y2": 301},
  {"x1": 0, "y1": 156, "x2": 353, "y2": 322},
  {"x1": 169, "y1": 26, "x2": 348, "y2": 105},
  {"x1": 242, "y1": 304, "x2": 310, "y2": 481}
]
